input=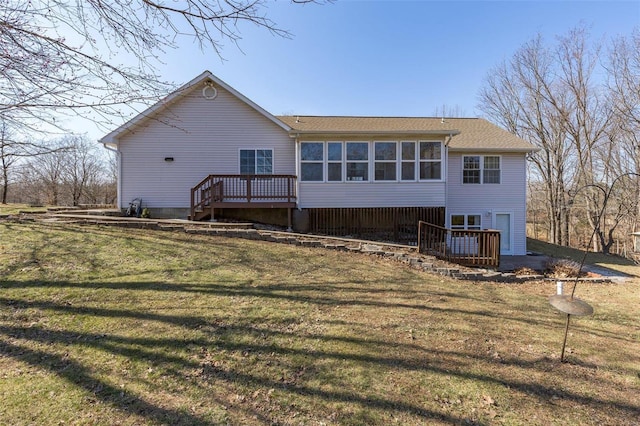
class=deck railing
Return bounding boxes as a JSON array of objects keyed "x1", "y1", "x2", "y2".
[
  {"x1": 191, "y1": 174, "x2": 297, "y2": 220},
  {"x1": 417, "y1": 221, "x2": 500, "y2": 268}
]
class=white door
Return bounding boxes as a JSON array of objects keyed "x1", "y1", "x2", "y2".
[{"x1": 495, "y1": 213, "x2": 512, "y2": 255}]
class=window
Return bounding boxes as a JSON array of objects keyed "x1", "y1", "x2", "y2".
[
  {"x1": 483, "y1": 156, "x2": 500, "y2": 183},
  {"x1": 463, "y1": 155, "x2": 500, "y2": 184},
  {"x1": 451, "y1": 214, "x2": 482, "y2": 230},
  {"x1": 374, "y1": 142, "x2": 396, "y2": 181},
  {"x1": 296, "y1": 140, "x2": 444, "y2": 183},
  {"x1": 419, "y1": 141, "x2": 442, "y2": 180},
  {"x1": 327, "y1": 142, "x2": 343, "y2": 181},
  {"x1": 401, "y1": 142, "x2": 416, "y2": 180},
  {"x1": 240, "y1": 149, "x2": 273, "y2": 175},
  {"x1": 346, "y1": 142, "x2": 368, "y2": 181},
  {"x1": 300, "y1": 142, "x2": 324, "y2": 181}
]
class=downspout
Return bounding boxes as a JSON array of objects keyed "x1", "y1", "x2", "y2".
[
  {"x1": 443, "y1": 133, "x2": 454, "y2": 227},
  {"x1": 294, "y1": 134, "x2": 301, "y2": 211},
  {"x1": 102, "y1": 142, "x2": 122, "y2": 210}
]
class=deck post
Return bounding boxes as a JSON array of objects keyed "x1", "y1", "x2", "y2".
[
  {"x1": 287, "y1": 208, "x2": 292, "y2": 232},
  {"x1": 190, "y1": 188, "x2": 195, "y2": 221}
]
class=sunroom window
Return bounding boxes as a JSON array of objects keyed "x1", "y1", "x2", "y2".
[
  {"x1": 346, "y1": 142, "x2": 368, "y2": 181},
  {"x1": 327, "y1": 142, "x2": 343, "y2": 181},
  {"x1": 374, "y1": 142, "x2": 396, "y2": 181},
  {"x1": 401, "y1": 142, "x2": 416, "y2": 180},
  {"x1": 300, "y1": 142, "x2": 324, "y2": 181},
  {"x1": 419, "y1": 141, "x2": 442, "y2": 180}
]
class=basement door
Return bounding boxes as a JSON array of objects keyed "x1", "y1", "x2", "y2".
[{"x1": 494, "y1": 213, "x2": 513, "y2": 255}]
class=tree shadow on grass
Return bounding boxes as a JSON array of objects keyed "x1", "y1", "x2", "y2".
[{"x1": 1, "y1": 290, "x2": 639, "y2": 424}]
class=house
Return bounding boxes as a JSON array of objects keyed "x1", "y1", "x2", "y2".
[{"x1": 100, "y1": 71, "x2": 537, "y2": 256}]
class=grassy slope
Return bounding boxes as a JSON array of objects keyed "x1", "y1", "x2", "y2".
[
  {"x1": 527, "y1": 237, "x2": 640, "y2": 277},
  {"x1": 0, "y1": 222, "x2": 639, "y2": 425}
]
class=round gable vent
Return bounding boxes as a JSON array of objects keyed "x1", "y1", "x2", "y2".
[{"x1": 202, "y1": 82, "x2": 217, "y2": 100}]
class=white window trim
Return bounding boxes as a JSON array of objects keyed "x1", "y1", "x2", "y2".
[
  {"x1": 449, "y1": 213, "x2": 483, "y2": 230},
  {"x1": 238, "y1": 148, "x2": 274, "y2": 175},
  {"x1": 462, "y1": 154, "x2": 501, "y2": 184}
]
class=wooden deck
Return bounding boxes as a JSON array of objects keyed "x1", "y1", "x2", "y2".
[
  {"x1": 190, "y1": 175, "x2": 297, "y2": 222},
  {"x1": 417, "y1": 221, "x2": 501, "y2": 268}
]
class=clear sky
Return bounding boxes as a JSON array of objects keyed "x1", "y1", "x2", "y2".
[{"x1": 80, "y1": 0, "x2": 640, "y2": 140}]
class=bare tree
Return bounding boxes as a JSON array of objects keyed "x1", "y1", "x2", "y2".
[
  {"x1": 479, "y1": 34, "x2": 576, "y2": 246},
  {"x1": 605, "y1": 30, "x2": 640, "y2": 252},
  {"x1": 61, "y1": 136, "x2": 103, "y2": 206},
  {"x1": 25, "y1": 140, "x2": 71, "y2": 205},
  {"x1": 0, "y1": 120, "x2": 64, "y2": 203},
  {"x1": 0, "y1": 0, "x2": 317, "y2": 131},
  {"x1": 479, "y1": 26, "x2": 639, "y2": 254}
]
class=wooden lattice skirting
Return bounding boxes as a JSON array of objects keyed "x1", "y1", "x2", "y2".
[{"x1": 306, "y1": 207, "x2": 445, "y2": 244}]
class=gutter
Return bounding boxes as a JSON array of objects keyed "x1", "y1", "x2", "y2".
[{"x1": 288, "y1": 129, "x2": 462, "y2": 139}]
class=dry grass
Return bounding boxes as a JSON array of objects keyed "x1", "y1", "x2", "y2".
[
  {"x1": 0, "y1": 203, "x2": 48, "y2": 215},
  {"x1": 527, "y1": 237, "x2": 639, "y2": 278},
  {"x1": 0, "y1": 221, "x2": 639, "y2": 425}
]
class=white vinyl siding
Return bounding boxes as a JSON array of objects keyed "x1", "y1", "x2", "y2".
[
  {"x1": 117, "y1": 85, "x2": 294, "y2": 210},
  {"x1": 299, "y1": 181, "x2": 445, "y2": 208},
  {"x1": 447, "y1": 152, "x2": 528, "y2": 255}
]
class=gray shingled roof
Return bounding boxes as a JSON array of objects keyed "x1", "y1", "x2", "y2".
[{"x1": 277, "y1": 116, "x2": 536, "y2": 152}]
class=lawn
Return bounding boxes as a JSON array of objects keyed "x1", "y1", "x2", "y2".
[
  {"x1": 527, "y1": 237, "x2": 639, "y2": 277},
  {"x1": 0, "y1": 221, "x2": 639, "y2": 425},
  {"x1": 0, "y1": 203, "x2": 48, "y2": 216}
]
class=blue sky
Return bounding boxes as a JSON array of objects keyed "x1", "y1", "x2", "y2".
[{"x1": 84, "y1": 1, "x2": 640, "y2": 139}]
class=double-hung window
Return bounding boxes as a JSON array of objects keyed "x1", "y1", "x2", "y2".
[
  {"x1": 463, "y1": 155, "x2": 500, "y2": 184},
  {"x1": 327, "y1": 142, "x2": 343, "y2": 181},
  {"x1": 419, "y1": 141, "x2": 442, "y2": 180},
  {"x1": 401, "y1": 142, "x2": 416, "y2": 180},
  {"x1": 483, "y1": 156, "x2": 501, "y2": 183},
  {"x1": 374, "y1": 142, "x2": 396, "y2": 181},
  {"x1": 300, "y1": 142, "x2": 324, "y2": 181},
  {"x1": 240, "y1": 149, "x2": 272, "y2": 175},
  {"x1": 346, "y1": 142, "x2": 368, "y2": 181}
]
